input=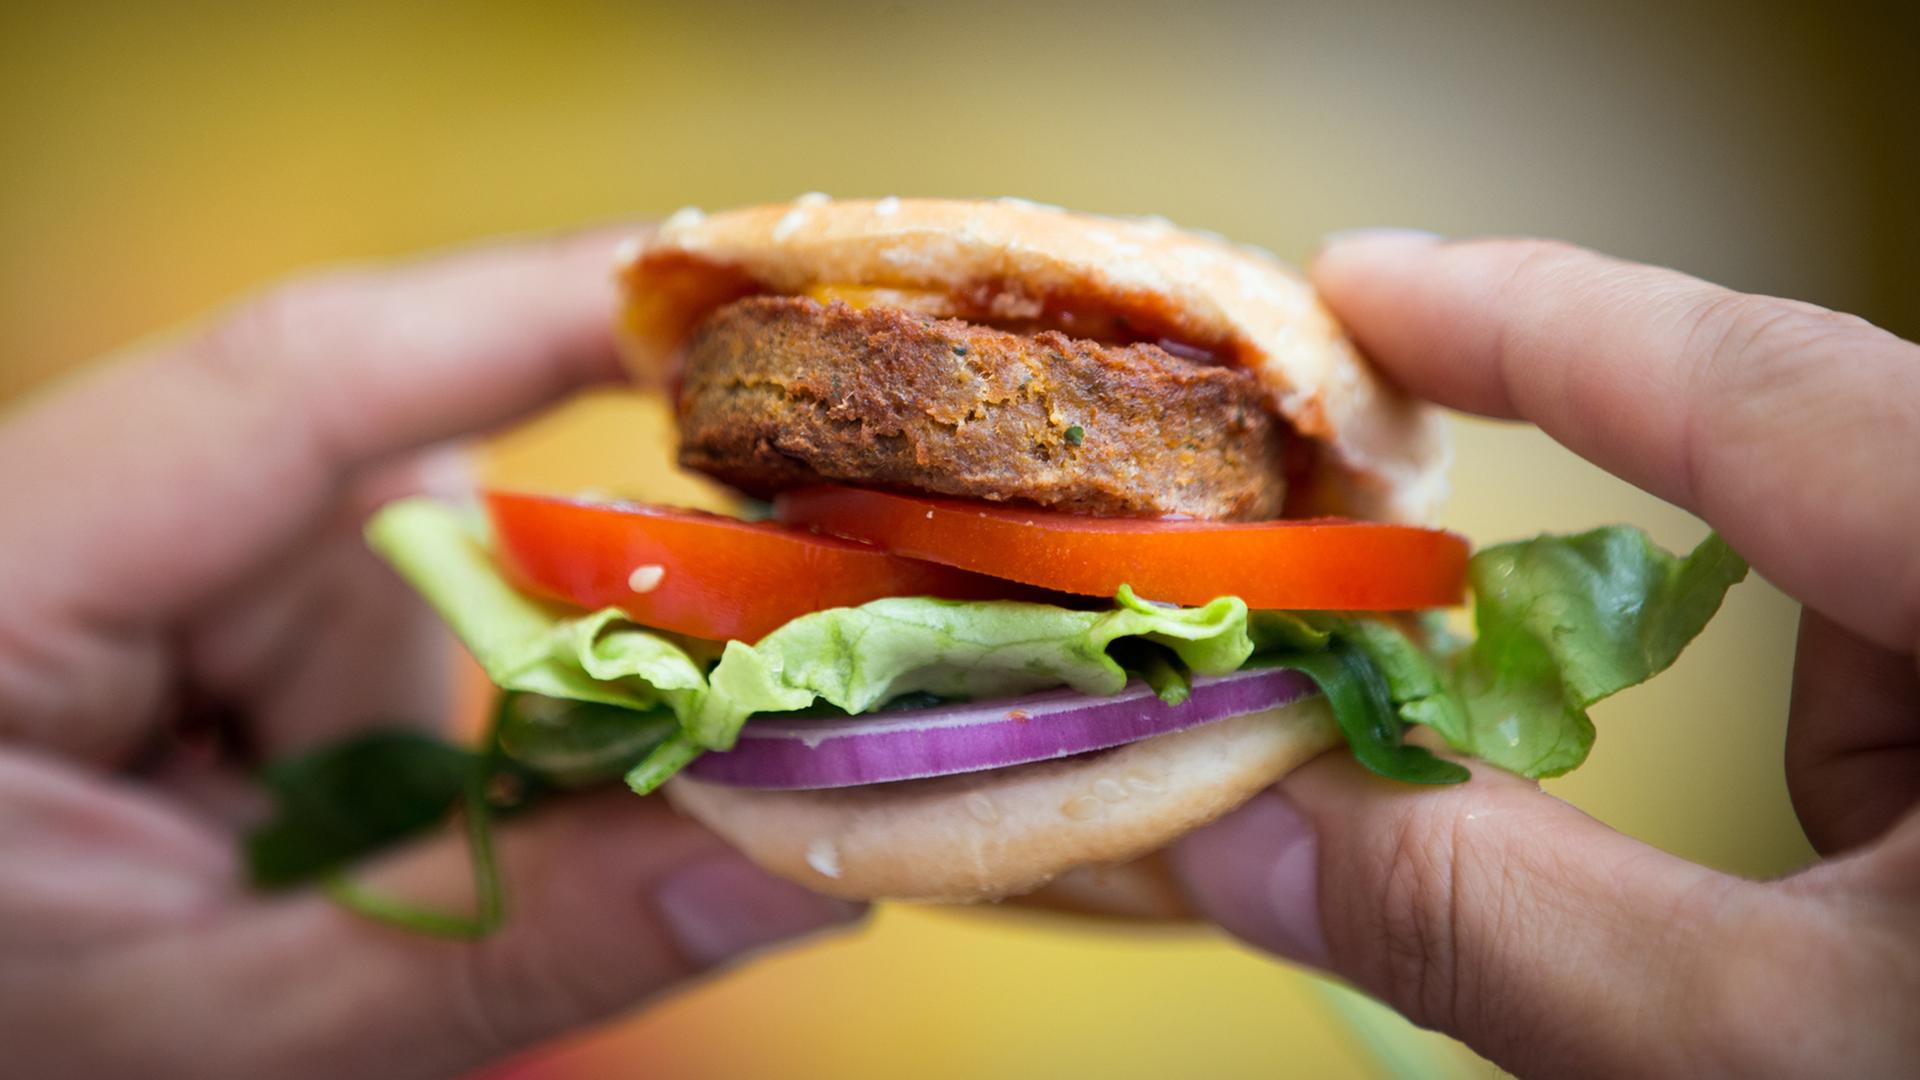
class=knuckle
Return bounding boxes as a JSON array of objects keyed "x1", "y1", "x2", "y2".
[
  {"x1": 1686, "y1": 294, "x2": 1807, "y2": 394},
  {"x1": 1677, "y1": 290, "x2": 1879, "y2": 507},
  {"x1": 1681, "y1": 292, "x2": 1875, "y2": 402},
  {"x1": 445, "y1": 925, "x2": 625, "y2": 1060},
  {"x1": 1479, "y1": 239, "x2": 1601, "y2": 378},
  {"x1": 199, "y1": 274, "x2": 344, "y2": 378},
  {"x1": 1485, "y1": 236, "x2": 1590, "y2": 275},
  {"x1": 186, "y1": 270, "x2": 370, "y2": 474},
  {"x1": 446, "y1": 942, "x2": 526, "y2": 1059},
  {"x1": 1363, "y1": 790, "x2": 1570, "y2": 1055},
  {"x1": 1370, "y1": 802, "x2": 1472, "y2": 1033},
  {"x1": 1485, "y1": 239, "x2": 1593, "y2": 310},
  {"x1": 1695, "y1": 292, "x2": 1871, "y2": 364}
]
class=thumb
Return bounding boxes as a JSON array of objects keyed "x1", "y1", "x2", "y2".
[
  {"x1": 1170, "y1": 754, "x2": 1753, "y2": 1078},
  {"x1": 88, "y1": 794, "x2": 864, "y2": 1079}
]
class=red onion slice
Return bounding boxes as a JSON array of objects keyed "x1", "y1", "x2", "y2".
[{"x1": 681, "y1": 666, "x2": 1318, "y2": 790}]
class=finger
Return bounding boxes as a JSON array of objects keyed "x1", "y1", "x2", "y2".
[
  {"x1": 1171, "y1": 758, "x2": 1789, "y2": 1078},
  {"x1": 1311, "y1": 233, "x2": 1920, "y2": 655},
  {"x1": 181, "y1": 519, "x2": 455, "y2": 758},
  {"x1": 181, "y1": 447, "x2": 480, "y2": 760},
  {"x1": 0, "y1": 748, "x2": 235, "y2": 959},
  {"x1": 25, "y1": 794, "x2": 863, "y2": 1080},
  {"x1": 0, "y1": 225, "x2": 643, "y2": 635},
  {"x1": 1786, "y1": 607, "x2": 1920, "y2": 855},
  {"x1": 8, "y1": 446, "x2": 482, "y2": 765}
]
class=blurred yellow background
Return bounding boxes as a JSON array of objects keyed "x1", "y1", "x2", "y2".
[{"x1": 5, "y1": 3, "x2": 1914, "y2": 1077}]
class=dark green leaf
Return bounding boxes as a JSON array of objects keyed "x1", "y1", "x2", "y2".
[
  {"x1": 1109, "y1": 639, "x2": 1192, "y2": 705},
  {"x1": 246, "y1": 730, "x2": 477, "y2": 888},
  {"x1": 497, "y1": 693, "x2": 678, "y2": 788},
  {"x1": 626, "y1": 731, "x2": 705, "y2": 795},
  {"x1": 246, "y1": 695, "x2": 562, "y2": 939},
  {"x1": 1281, "y1": 645, "x2": 1471, "y2": 785},
  {"x1": 879, "y1": 690, "x2": 962, "y2": 712},
  {"x1": 1250, "y1": 610, "x2": 1332, "y2": 652},
  {"x1": 321, "y1": 766, "x2": 503, "y2": 940}
]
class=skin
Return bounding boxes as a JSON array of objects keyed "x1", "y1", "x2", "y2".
[
  {"x1": 1172, "y1": 232, "x2": 1920, "y2": 1077},
  {"x1": 0, "y1": 229, "x2": 863, "y2": 1079}
]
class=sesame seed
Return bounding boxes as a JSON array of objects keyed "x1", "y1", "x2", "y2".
[
  {"x1": 805, "y1": 838, "x2": 841, "y2": 878},
  {"x1": 627, "y1": 564, "x2": 666, "y2": 593},
  {"x1": 772, "y1": 208, "x2": 808, "y2": 241},
  {"x1": 874, "y1": 195, "x2": 901, "y2": 216}
]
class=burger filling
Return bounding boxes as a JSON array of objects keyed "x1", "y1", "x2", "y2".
[{"x1": 247, "y1": 278, "x2": 1749, "y2": 935}]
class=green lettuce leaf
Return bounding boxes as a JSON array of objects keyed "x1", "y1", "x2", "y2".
[
  {"x1": 1273, "y1": 645, "x2": 1470, "y2": 785},
  {"x1": 1325, "y1": 528, "x2": 1747, "y2": 778},
  {"x1": 366, "y1": 500, "x2": 707, "y2": 714},
  {"x1": 496, "y1": 694, "x2": 680, "y2": 788},
  {"x1": 1108, "y1": 640, "x2": 1193, "y2": 706},
  {"x1": 366, "y1": 500, "x2": 1255, "y2": 792},
  {"x1": 689, "y1": 584, "x2": 1249, "y2": 750}
]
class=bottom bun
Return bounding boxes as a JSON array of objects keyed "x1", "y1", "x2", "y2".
[
  {"x1": 663, "y1": 697, "x2": 1338, "y2": 904},
  {"x1": 1000, "y1": 851, "x2": 1196, "y2": 920}
]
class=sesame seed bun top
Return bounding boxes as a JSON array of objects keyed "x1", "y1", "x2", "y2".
[{"x1": 619, "y1": 195, "x2": 1450, "y2": 524}]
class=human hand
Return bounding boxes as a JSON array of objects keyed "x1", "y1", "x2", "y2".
[
  {"x1": 0, "y1": 232, "x2": 863, "y2": 1079},
  {"x1": 1171, "y1": 233, "x2": 1920, "y2": 1077}
]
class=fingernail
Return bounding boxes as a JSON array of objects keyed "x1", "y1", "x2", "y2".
[
  {"x1": 1170, "y1": 790, "x2": 1329, "y2": 967},
  {"x1": 654, "y1": 855, "x2": 866, "y2": 969},
  {"x1": 417, "y1": 445, "x2": 478, "y2": 501},
  {"x1": 1319, "y1": 227, "x2": 1444, "y2": 250},
  {"x1": 1320, "y1": 225, "x2": 1443, "y2": 247}
]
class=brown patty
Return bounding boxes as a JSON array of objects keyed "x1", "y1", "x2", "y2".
[{"x1": 675, "y1": 296, "x2": 1288, "y2": 520}]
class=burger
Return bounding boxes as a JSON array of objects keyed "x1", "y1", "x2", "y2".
[{"x1": 352, "y1": 196, "x2": 1744, "y2": 921}]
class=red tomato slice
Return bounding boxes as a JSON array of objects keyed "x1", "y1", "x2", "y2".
[
  {"x1": 775, "y1": 486, "x2": 1469, "y2": 610},
  {"x1": 486, "y1": 492, "x2": 1026, "y2": 642}
]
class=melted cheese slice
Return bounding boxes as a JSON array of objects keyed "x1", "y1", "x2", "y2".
[{"x1": 803, "y1": 283, "x2": 960, "y2": 316}]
